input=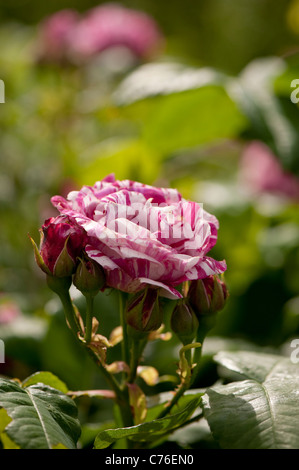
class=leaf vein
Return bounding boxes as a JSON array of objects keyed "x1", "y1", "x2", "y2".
[{"x1": 25, "y1": 389, "x2": 51, "y2": 449}]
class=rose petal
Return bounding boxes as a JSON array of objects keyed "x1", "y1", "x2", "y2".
[{"x1": 51, "y1": 176, "x2": 226, "y2": 295}]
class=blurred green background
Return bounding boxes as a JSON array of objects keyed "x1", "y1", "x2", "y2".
[{"x1": 1, "y1": 0, "x2": 299, "y2": 447}]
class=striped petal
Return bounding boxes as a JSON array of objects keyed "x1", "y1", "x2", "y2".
[{"x1": 51, "y1": 175, "x2": 226, "y2": 297}]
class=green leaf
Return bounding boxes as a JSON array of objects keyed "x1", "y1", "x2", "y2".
[
  {"x1": 202, "y1": 351, "x2": 299, "y2": 449},
  {"x1": 141, "y1": 86, "x2": 247, "y2": 154},
  {"x1": 113, "y1": 63, "x2": 225, "y2": 104},
  {"x1": 146, "y1": 388, "x2": 204, "y2": 422},
  {"x1": 94, "y1": 396, "x2": 201, "y2": 449},
  {"x1": 77, "y1": 138, "x2": 161, "y2": 187},
  {"x1": 22, "y1": 371, "x2": 68, "y2": 394},
  {"x1": 0, "y1": 378, "x2": 81, "y2": 449},
  {"x1": 114, "y1": 63, "x2": 247, "y2": 156}
]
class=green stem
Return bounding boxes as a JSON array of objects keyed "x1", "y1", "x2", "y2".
[
  {"x1": 113, "y1": 396, "x2": 135, "y2": 449},
  {"x1": 58, "y1": 290, "x2": 82, "y2": 337},
  {"x1": 96, "y1": 358, "x2": 124, "y2": 399},
  {"x1": 157, "y1": 315, "x2": 217, "y2": 420},
  {"x1": 54, "y1": 286, "x2": 124, "y2": 402},
  {"x1": 128, "y1": 338, "x2": 139, "y2": 383},
  {"x1": 49, "y1": 277, "x2": 134, "y2": 433},
  {"x1": 119, "y1": 292, "x2": 130, "y2": 368},
  {"x1": 118, "y1": 387, "x2": 135, "y2": 427},
  {"x1": 97, "y1": 362, "x2": 134, "y2": 432},
  {"x1": 157, "y1": 382, "x2": 188, "y2": 420},
  {"x1": 128, "y1": 337, "x2": 147, "y2": 383},
  {"x1": 190, "y1": 313, "x2": 217, "y2": 387},
  {"x1": 185, "y1": 347, "x2": 192, "y2": 368},
  {"x1": 46, "y1": 275, "x2": 81, "y2": 337},
  {"x1": 84, "y1": 294, "x2": 94, "y2": 343},
  {"x1": 59, "y1": 294, "x2": 123, "y2": 399}
]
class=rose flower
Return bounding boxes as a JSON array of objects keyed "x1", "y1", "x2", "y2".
[{"x1": 50, "y1": 174, "x2": 226, "y2": 299}]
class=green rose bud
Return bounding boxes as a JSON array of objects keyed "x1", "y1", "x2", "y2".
[
  {"x1": 188, "y1": 275, "x2": 228, "y2": 316},
  {"x1": 125, "y1": 288, "x2": 162, "y2": 339},
  {"x1": 170, "y1": 301, "x2": 199, "y2": 345},
  {"x1": 73, "y1": 256, "x2": 105, "y2": 296}
]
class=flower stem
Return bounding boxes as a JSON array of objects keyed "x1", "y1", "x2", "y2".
[
  {"x1": 58, "y1": 290, "x2": 82, "y2": 337},
  {"x1": 53, "y1": 284, "x2": 124, "y2": 401},
  {"x1": 190, "y1": 313, "x2": 217, "y2": 387},
  {"x1": 128, "y1": 337, "x2": 147, "y2": 383},
  {"x1": 46, "y1": 275, "x2": 81, "y2": 336},
  {"x1": 96, "y1": 358, "x2": 124, "y2": 399},
  {"x1": 48, "y1": 277, "x2": 134, "y2": 434},
  {"x1": 156, "y1": 317, "x2": 217, "y2": 420},
  {"x1": 157, "y1": 382, "x2": 188, "y2": 419},
  {"x1": 96, "y1": 359, "x2": 134, "y2": 430},
  {"x1": 119, "y1": 292, "x2": 130, "y2": 368},
  {"x1": 84, "y1": 294, "x2": 94, "y2": 343}
]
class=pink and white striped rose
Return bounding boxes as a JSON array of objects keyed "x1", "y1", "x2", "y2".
[{"x1": 51, "y1": 174, "x2": 226, "y2": 299}]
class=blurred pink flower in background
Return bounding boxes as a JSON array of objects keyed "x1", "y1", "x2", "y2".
[
  {"x1": 0, "y1": 298, "x2": 21, "y2": 324},
  {"x1": 69, "y1": 3, "x2": 164, "y2": 63},
  {"x1": 37, "y1": 3, "x2": 164, "y2": 65},
  {"x1": 239, "y1": 141, "x2": 299, "y2": 201},
  {"x1": 37, "y1": 9, "x2": 79, "y2": 63}
]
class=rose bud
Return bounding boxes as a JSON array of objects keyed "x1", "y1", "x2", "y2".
[
  {"x1": 73, "y1": 256, "x2": 105, "y2": 296},
  {"x1": 125, "y1": 288, "x2": 162, "y2": 338},
  {"x1": 188, "y1": 275, "x2": 228, "y2": 316},
  {"x1": 30, "y1": 215, "x2": 86, "y2": 278},
  {"x1": 170, "y1": 301, "x2": 199, "y2": 345}
]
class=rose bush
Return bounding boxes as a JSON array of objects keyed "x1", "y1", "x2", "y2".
[
  {"x1": 50, "y1": 174, "x2": 226, "y2": 299},
  {"x1": 26, "y1": 175, "x2": 230, "y2": 449}
]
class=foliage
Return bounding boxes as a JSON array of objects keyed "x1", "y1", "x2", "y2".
[
  {"x1": 202, "y1": 351, "x2": 299, "y2": 449},
  {"x1": 1, "y1": 0, "x2": 299, "y2": 449},
  {"x1": 0, "y1": 376, "x2": 80, "y2": 449}
]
